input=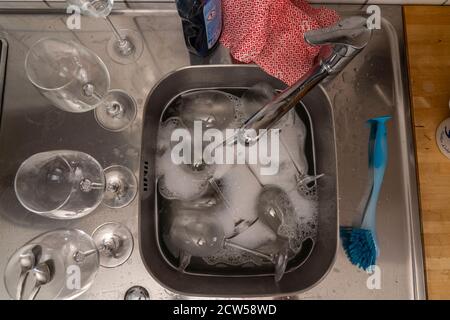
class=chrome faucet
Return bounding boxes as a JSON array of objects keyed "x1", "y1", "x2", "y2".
[{"x1": 240, "y1": 16, "x2": 372, "y2": 138}]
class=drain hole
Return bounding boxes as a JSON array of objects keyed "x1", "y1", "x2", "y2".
[
  {"x1": 143, "y1": 176, "x2": 149, "y2": 192},
  {"x1": 143, "y1": 160, "x2": 150, "y2": 192},
  {"x1": 143, "y1": 184, "x2": 148, "y2": 192}
]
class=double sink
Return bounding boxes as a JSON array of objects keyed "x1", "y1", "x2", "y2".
[{"x1": 0, "y1": 3, "x2": 425, "y2": 299}]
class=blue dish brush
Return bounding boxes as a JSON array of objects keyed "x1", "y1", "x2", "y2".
[{"x1": 340, "y1": 116, "x2": 391, "y2": 271}]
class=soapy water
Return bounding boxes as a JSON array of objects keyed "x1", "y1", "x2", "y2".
[
  {"x1": 156, "y1": 118, "x2": 211, "y2": 201},
  {"x1": 156, "y1": 84, "x2": 319, "y2": 269}
]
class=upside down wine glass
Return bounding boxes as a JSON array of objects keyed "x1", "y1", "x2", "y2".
[
  {"x1": 25, "y1": 37, "x2": 137, "y2": 132},
  {"x1": 15, "y1": 150, "x2": 137, "y2": 219},
  {"x1": 4, "y1": 224, "x2": 133, "y2": 300},
  {"x1": 66, "y1": 0, "x2": 143, "y2": 64},
  {"x1": 169, "y1": 211, "x2": 288, "y2": 281}
]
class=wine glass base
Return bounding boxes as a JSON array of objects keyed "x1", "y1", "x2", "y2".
[
  {"x1": 107, "y1": 29, "x2": 144, "y2": 65},
  {"x1": 102, "y1": 165, "x2": 137, "y2": 208},
  {"x1": 94, "y1": 90, "x2": 137, "y2": 132},
  {"x1": 92, "y1": 222, "x2": 134, "y2": 268}
]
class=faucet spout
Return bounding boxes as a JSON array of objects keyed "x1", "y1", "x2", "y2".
[{"x1": 240, "y1": 16, "x2": 372, "y2": 138}]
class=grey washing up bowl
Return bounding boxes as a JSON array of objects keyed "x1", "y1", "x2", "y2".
[{"x1": 139, "y1": 65, "x2": 338, "y2": 296}]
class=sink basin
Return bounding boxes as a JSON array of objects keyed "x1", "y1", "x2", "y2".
[{"x1": 139, "y1": 65, "x2": 338, "y2": 296}]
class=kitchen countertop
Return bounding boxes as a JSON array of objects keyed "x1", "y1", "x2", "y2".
[
  {"x1": 404, "y1": 5, "x2": 450, "y2": 300},
  {"x1": 0, "y1": 3, "x2": 426, "y2": 300}
]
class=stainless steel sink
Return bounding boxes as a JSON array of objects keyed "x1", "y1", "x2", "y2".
[
  {"x1": 140, "y1": 65, "x2": 338, "y2": 296},
  {"x1": 0, "y1": 3, "x2": 425, "y2": 299}
]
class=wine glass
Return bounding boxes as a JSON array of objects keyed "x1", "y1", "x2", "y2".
[
  {"x1": 174, "y1": 90, "x2": 244, "y2": 131},
  {"x1": 66, "y1": 0, "x2": 143, "y2": 65},
  {"x1": 15, "y1": 150, "x2": 137, "y2": 219},
  {"x1": 25, "y1": 37, "x2": 137, "y2": 132},
  {"x1": 156, "y1": 117, "x2": 216, "y2": 202},
  {"x1": 4, "y1": 223, "x2": 133, "y2": 300},
  {"x1": 168, "y1": 211, "x2": 288, "y2": 281},
  {"x1": 157, "y1": 117, "x2": 258, "y2": 232}
]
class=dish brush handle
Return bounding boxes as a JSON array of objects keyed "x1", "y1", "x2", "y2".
[{"x1": 361, "y1": 116, "x2": 390, "y2": 232}]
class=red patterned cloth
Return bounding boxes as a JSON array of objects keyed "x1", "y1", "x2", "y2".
[{"x1": 220, "y1": 0, "x2": 340, "y2": 85}]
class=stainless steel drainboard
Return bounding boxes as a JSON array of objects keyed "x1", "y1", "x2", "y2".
[{"x1": 0, "y1": 38, "x2": 7, "y2": 121}]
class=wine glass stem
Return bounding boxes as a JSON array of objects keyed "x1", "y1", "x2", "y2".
[
  {"x1": 279, "y1": 137, "x2": 325, "y2": 187},
  {"x1": 296, "y1": 173, "x2": 325, "y2": 188},
  {"x1": 106, "y1": 102, "x2": 124, "y2": 118},
  {"x1": 93, "y1": 92, "x2": 102, "y2": 101},
  {"x1": 106, "y1": 180, "x2": 121, "y2": 194},
  {"x1": 74, "y1": 236, "x2": 121, "y2": 263},
  {"x1": 99, "y1": 236, "x2": 122, "y2": 257},
  {"x1": 73, "y1": 249, "x2": 97, "y2": 263},
  {"x1": 208, "y1": 177, "x2": 259, "y2": 236},
  {"x1": 208, "y1": 178, "x2": 238, "y2": 217},
  {"x1": 245, "y1": 164, "x2": 264, "y2": 186},
  {"x1": 224, "y1": 240, "x2": 274, "y2": 263},
  {"x1": 82, "y1": 84, "x2": 125, "y2": 119},
  {"x1": 104, "y1": 16, "x2": 126, "y2": 44},
  {"x1": 79, "y1": 179, "x2": 105, "y2": 192},
  {"x1": 104, "y1": 16, "x2": 135, "y2": 57},
  {"x1": 280, "y1": 137, "x2": 304, "y2": 176},
  {"x1": 178, "y1": 251, "x2": 191, "y2": 271},
  {"x1": 82, "y1": 84, "x2": 102, "y2": 102}
]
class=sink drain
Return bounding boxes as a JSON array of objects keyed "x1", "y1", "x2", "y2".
[{"x1": 124, "y1": 286, "x2": 150, "y2": 300}]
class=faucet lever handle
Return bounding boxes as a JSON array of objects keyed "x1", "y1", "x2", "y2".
[{"x1": 305, "y1": 16, "x2": 372, "y2": 50}]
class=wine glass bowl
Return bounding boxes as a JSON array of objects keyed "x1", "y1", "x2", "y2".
[
  {"x1": 15, "y1": 151, "x2": 105, "y2": 219},
  {"x1": 156, "y1": 117, "x2": 216, "y2": 202},
  {"x1": 169, "y1": 211, "x2": 224, "y2": 258},
  {"x1": 25, "y1": 37, "x2": 110, "y2": 113},
  {"x1": 175, "y1": 90, "x2": 240, "y2": 131}
]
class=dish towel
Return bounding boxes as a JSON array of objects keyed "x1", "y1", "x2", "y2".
[{"x1": 220, "y1": 0, "x2": 340, "y2": 85}]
